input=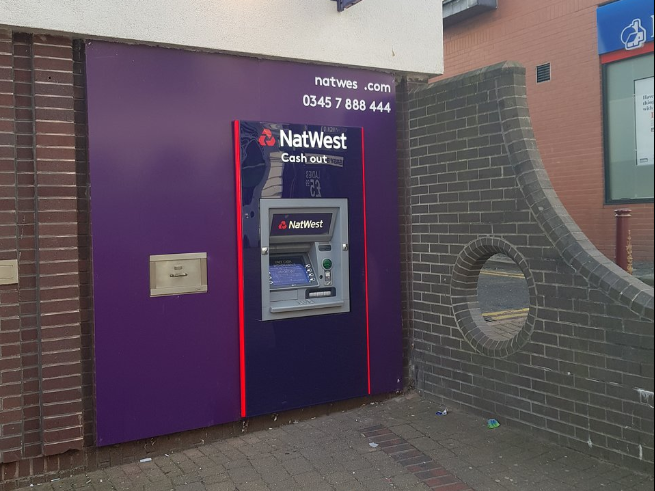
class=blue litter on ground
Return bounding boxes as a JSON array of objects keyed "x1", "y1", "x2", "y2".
[{"x1": 487, "y1": 419, "x2": 500, "y2": 429}]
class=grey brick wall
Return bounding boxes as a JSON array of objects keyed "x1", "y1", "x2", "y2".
[
  {"x1": 402, "y1": 62, "x2": 654, "y2": 473},
  {"x1": 396, "y1": 76, "x2": 414, "y2": 388}
]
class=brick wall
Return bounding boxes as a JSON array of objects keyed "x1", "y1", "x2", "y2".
[
  {"x1": 396, "y1": 76, "x2": 416, "y2": 387},
  {"x1": 404, "y1": 62, "x2": 654, "y2": 472},
  {"x1": 72, "y1": 40, "x2": 95, "y2": 450},
  {"x1": 440, "y1": 0, "x2": 654, "y2": 262},
  {"x1": 0, "y1": 30, "x2": 85, "y2": 478},
  {"x1": 0, "y1": 30, "x2": 21, "y2": 465}
]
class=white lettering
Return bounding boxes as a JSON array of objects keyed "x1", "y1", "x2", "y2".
[
  {"x1": 314, "y1": 76, "x2": 358, "y2": 90},
  {"x1": 280, "y1": 130, "x2": 292, "y2": 147},
  {"x1": 280, "y1": 152, "x2": 306, "y2": 163},
  {"x1": 279, "y1": 130, "x2": 348, "y2": 150},
  {"x1": 288, "y1": 219, "x2": 324, "y2": 230},
  {"x1": 309, "y1": 155, "x2": 327, "y2": 164}
]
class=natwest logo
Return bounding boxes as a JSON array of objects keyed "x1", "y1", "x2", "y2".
[
  {"x1": 278, "y1": 221, "x2": 287, "y2": 230},
  {"x1": 280, "y1": 129, "x2": 347, "y2": 150},
  {"x1": 258, "y1": 128, "x2": 276, "y2": 147},
  {"x1": 288, "y1": 219, "x2": 325, "y2": 230}
]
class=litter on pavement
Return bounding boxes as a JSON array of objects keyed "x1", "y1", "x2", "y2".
[{"x1": 487, "y1": 419, "x2": 500, "y2": 429}]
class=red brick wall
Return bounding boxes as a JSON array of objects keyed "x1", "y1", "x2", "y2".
[
  {"x1": 72, "y1": 40, "x2": 95, "y2": 451},
  {"x1": 0, "y1": 30, "x2": 85, "y2": 477},
  {"x1": 440, "y1": 0, "x2": 654, "y2": 262},
  {"x1": 0, "y1": 30, "x2": 22, "y2": 465}
]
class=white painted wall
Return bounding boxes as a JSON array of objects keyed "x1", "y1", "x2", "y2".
[{"x1": 0, "y1": 0, "x2": 443, "y2": 76}]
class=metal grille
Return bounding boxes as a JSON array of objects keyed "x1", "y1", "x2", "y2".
[{"x1": 536, "y1": 63, "x2": 551, "y2": 83}]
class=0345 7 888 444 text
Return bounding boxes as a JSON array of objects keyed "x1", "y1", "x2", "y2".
[{"x1": 302, "y1": 94, "x2": 391, "y2": 113}]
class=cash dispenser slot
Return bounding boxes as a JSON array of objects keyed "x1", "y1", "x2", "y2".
[
  {"x1": 306, "y1": 288, "x2": 336, "y2": 299},
  {"x1": 260, "y1": 198, "x2": 350, "y2": 321}
]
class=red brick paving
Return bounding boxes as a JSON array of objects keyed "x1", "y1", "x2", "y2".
[{"x1": 362, "y1": 425, "x2": 474, "y2": 491}]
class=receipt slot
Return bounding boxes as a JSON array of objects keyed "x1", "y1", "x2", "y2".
[{"x1": 260, "y1": 198, "x2": 349, "y2": 320}]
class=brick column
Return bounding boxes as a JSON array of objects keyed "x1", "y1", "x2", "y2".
[
  {"x1": 1, "y1": 32, "x2": 85, "y2": 474},
  {"x1": 0, "y1": 28, "x2": 91, "y2": 484},
  {"x1": 0, "y1": 29, "x2": 22, "y2": 465},
  {"x1": 72, "y1": 40, "x2": 95, "y2": 449},
  {"x1": 13, "y1": 32, "x2": 42, "y2": 463},
  {"x1": 395, "y1": 76, "x2": 415, "y2": 388},
  {"x1": 32, "y1": 34, "x2": 84, "y2": 457}
]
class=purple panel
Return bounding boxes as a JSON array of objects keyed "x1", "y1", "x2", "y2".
[
  {"x1": 86, "y1": 43, "x2": 248, "y2": 445},
  {"x1": 238, "y1": 122, "x2": 368, "y2": 416},
  {"x1": 87, "y1": 41, "x2": 402, "y2": 446},
  {"x1": 254, "y1": 62, "x2": 403, "y2": 394}
]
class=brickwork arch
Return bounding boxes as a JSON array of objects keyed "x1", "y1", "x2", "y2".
[{"x1": 401, "y1": 62, "x2": 654, "y2": 472}]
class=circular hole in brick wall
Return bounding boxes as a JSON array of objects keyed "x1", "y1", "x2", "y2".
[
  {"x1": 477, "y1": 254, "x2": 530, "y2": 341},
  {"x1": 451, "y1": 238, "x2": 536, "y2": 357}
]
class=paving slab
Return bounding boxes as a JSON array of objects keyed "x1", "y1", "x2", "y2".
[{"x1": 16, "y1": 393, "x2": 654, "y2": 491}]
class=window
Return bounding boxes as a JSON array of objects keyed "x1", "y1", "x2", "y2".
[{"x1": 603, "y1": 53, "x2": 654, "y2": 202}]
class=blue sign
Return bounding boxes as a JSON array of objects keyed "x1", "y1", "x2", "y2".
[{"x1": 597, "y1": 0, "x2": 654, "y2": 55}]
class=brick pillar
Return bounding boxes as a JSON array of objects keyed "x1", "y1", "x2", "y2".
[
  {"x1": 32, "y1": 34, "x2": 84, "y2": 456},
  {"x1": 72, "y1": 39, "x2": 95, "y2": 449},
  {"x1": 0, "y1": 29, "x2": 22, "y2": 465},
  {"x1": 395, "y1": 76, "x2": 415, "y2": 387},
  {"x1": 13, "y1": 32, "x2": 42, "y2": 463},
  {"x1": 1, "y1": 31, "x2": 85, "y2": 472}
]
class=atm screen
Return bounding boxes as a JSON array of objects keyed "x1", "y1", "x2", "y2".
[{"x1": 269, "y1": 256, "x2": 311, "y2": 288}]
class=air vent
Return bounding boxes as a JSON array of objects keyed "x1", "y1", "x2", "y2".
[{"x1": 536, "y1": 63, "x2": 551, "y2": 83}]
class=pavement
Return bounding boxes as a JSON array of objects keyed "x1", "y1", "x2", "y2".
[{"x1": 18, "y1": 393, "x2": 653, "y2": 491}]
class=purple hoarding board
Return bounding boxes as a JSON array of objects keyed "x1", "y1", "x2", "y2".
[{"x1": 86, "y1": 41, "x2": 402, "y2": 445}]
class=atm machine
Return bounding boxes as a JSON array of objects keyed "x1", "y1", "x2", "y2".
[
  {"x1": 261, "y1": 199, "x2": 349, "y2": 321},
  {"x1": 235, "y1": 121, "x2": 369, "y2": 417}
]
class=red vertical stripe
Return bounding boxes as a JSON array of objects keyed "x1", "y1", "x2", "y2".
[
  {"x1": 233, "y1": 121, "x2": 247, "y2": 418},
  {"x1": 361, "y1": 128, "x2": 371, "y2": 395}
]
